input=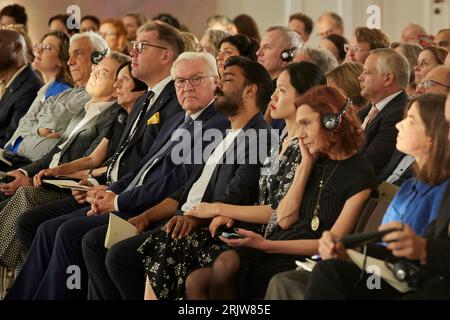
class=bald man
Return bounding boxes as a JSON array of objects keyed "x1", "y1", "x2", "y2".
[
  {"x1": 400, "y1": 23, "x2": 427, "y2": 44},
  {"x1": 315, "y1": 12, "x2": 344, "y2": 39},
  {"x1": 416, "y1": 65, "x2": 450, "y2": 95},
  {"x1": 0, "y1": 29, "x2": 42, "y2": 146}
]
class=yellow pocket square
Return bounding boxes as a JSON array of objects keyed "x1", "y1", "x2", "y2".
[{"x1": 147, "y1": 112, "x2": 160, "y2": 125}]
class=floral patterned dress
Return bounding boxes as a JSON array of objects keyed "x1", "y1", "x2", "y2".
[{"x1": 137, "y1": 138, "x2": 301, "y2": 299}]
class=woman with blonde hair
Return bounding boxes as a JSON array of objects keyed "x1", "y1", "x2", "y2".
[
  {"x1": 326, "y1": 62, "x2": 368, "y2": 111},
  {"x1": 99, "y1": 18, "x2": 128, "y2": 54}
]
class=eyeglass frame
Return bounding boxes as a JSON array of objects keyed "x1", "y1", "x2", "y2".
[
  {"x1": 174, "y1": 75, "x2": 216, "y2": 89},
  {"x1": 131, "y1": 41, "x2": 168, "y2": 54},
  {"x1": 33, "y1": 43, "x2": 55, "y2": 52},
  {"x1": 344, "y1": 43, "x2": 365, "y2": 53},
  {"x1": 417, "y1": 79, "x2": 450, "y2": 90}
]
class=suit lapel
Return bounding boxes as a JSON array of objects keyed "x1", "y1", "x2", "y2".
[
  {"x1": 434, "y1": 183, "x2": 450, "y2": 237},
  {"x1": 0, "y1": 65, "x2": 30, "y2": 106}
]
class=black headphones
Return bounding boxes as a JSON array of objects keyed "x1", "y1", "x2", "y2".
[
  {"x1": 322, "y1": 98, "x2": 352, "y2": 130},
  {"x1": 386, "y1": 259, "x2": 426, "y2": 289},
  {"x1": 91, "y1": 49, "x2": 108, "y2": 65},
  {"x1": 280, "y1": 48, "x2": 296, "y2": 62}
]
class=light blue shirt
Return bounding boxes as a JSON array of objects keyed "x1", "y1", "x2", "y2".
[{"x1": 382, "y1": 178, "x2": 449, "y2": 236}]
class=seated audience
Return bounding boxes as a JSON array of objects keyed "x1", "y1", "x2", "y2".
[
  {"x1": 294, "y1": 47, "x2": 338, "y2": 74},
  {"x1": 392, "y1": 42, "x2": 422, "y2": 97},
  {"x1": 303, "y1": 93, "x2": 450, "y2": 300},
  {"x1": 0, "y1": 4, "x2": 28, "y2": 30},
  {"x1": 198, "y1": 28, "x2": 229, "y2": 57},
  {"x1": 315, "y1": 12, "x2": 344, "y2": 39},
  {"x1": 80, "y1": 15, "x2": 100, "y2": 33},
  {"x1": 320, "y1": 34, "x2": 348, "y2": 64},
  {"x1": 99, "y1": 18, "x2": 128, "y2": 54},
  {"x1": 414, "y1": 45, "x2": 448, "y2": 85},
  {"x1": 358, "y1": 48, "x2": 410, "y2": 175},
  {"x1": 435, "y1": 28, "x2": 450, "y2": 51},
  {"x1": 233, "y1": 14, "x2": 260, "y2": 41},
  {"x1": 288, "y1": 13, "x2": 313, "y2": 43},
  {"x1": 1, "y1": 32, "x2": 106, "y2": 165},
  {"x1": 216, "y1": 34, "x2": 259, "y2": 76},
  {"x1": 185, "y1": 86, "x2": 376, "y2": 299},
  {"x1": 400, "y1": 23, "x2": 428, "y2": 44},
  {"x1": 0, "y1": 52, "x2": 128, "y2": 271},
  {"x1": 345, "y1": 27, "x2": 390, "y2": 64},
  {"x1": 416, "y1": 65, "x2": 450, "y2": 95},
  {"x1": 206, "y1": 14, "x2": 237, "y2": 34},
  {"x1": 326, "y1": 62, "x2": 367, "y2": 111}
]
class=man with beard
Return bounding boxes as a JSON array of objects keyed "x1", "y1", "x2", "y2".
[{"x1": 80, "y1": 56, "x2": 275, "y2": 300}]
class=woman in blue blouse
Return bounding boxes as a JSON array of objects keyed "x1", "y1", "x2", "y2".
[
  {"x1": 32, "y1": 30, "x2": 73, "y2": 101},
  {"x1": 381, "y1": 93, "x2": 449, "y2": 236}
]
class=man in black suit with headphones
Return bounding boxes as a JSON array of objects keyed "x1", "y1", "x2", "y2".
[{"x1": 256, "y1": 26, "x2": 302, "y2": 132}]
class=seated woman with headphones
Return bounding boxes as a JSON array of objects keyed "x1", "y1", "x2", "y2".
[
  {"x1": 184, "y1": 85, "x2": 378, "y2": 299},
  {"x1": 302, "y1": 93, "x2": 450, "y2": 300},
  {"x1": 137, "y1": 62, "x2": 325, "y2": 300}
]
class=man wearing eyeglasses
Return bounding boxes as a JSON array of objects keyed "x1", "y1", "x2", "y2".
[
  {"x1": 344, "y1": 27, "x2": 390, "y2": 64},
  {"x1": 435, "y1": 29, "x2": 450, "y2": 51},
  {"x1": 0, "y1": 29, "x2": 42, "y2": 147},
  {"x1": 416, "y1": 66, "x2": 450, "y2": 95}
]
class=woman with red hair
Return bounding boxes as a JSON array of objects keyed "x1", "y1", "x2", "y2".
[{"x1": 186, "y1": 85, "x2": 378, "y2": 299}]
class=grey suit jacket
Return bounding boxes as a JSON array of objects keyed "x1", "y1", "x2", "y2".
[{"x1": 21, "y1": 102, "x2": 121, "y2": 176}]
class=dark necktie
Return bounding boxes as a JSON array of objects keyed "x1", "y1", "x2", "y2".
[
  {"x1": 106, "y1": 90, "x2": 154, "y2": 184},
  {"x1": 124, "y1": 115, "x2": 193, "y2": 191}
]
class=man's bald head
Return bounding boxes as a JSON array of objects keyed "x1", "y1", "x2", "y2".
[
  {"x1": 0, "y1": 29, "x2": 26, "y2": 69},
  {"x1": 418, "y1": 65, "x2": 450, "y2": 95}
]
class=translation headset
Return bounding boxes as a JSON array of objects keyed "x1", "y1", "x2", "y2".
[
  {"x1": 280, "y1": 48, "x2": 296, "y2": 62},
  {"x1": 322, "y1": 98, "x2": 352, "y2": 130},
  {"x1": 91, "y1": 49, "x2": 108, "y2": 65},
  {"x1": 386, "y1": 259, "x2": 426, "y2": 288}
]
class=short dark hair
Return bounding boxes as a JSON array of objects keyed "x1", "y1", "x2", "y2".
[
  {"x1": 324, "y1": 33, "x2": 348, "y2": 61},
  {"x1": 138, "y1": 22, "x2": 185, "y2": 59},
  {"x1": 284, "y1": 62, "x2": 326, "y2": 96},
  {"x1": 224, "y1": 56, "x2": 274, "y2": 111},
  {"x1": 81, "y1": 15, "x2": 100, "y2": 30},
  {"x1": 0, "y1": 4, "x2": 27, "y2": 25},
  {"x1": 219, "y1": 34, "x2": 259, "y2": 61},
  {"x1": 116, "y1": 61, "x2": 148, "y2": 92},
  {"x1": 289, "y1": 12, "x2": 314, "y2": 36},
  {"x1": 152, "y1": 13, "x2": 181, "y2": 30},
  {"x1": 48, "y1": 14, "x2": 69, "y2": 27}
]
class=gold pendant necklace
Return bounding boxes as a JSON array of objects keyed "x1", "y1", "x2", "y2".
[{"x1": 311, "y1": 162, "x2": 340, "y2": 232}]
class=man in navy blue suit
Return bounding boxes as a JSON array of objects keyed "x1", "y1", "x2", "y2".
[
  {"x1": 0, "y1": 29, "x2": 42, "y2": 146},
  {"x1": 5, "y1": 51, "x2": 229, "y2": 300},
  {"x1": 82, "y1": 56, "x2": 276, "y2": 300}
]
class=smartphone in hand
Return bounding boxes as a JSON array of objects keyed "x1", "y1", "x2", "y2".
[{"x1": 221, "y1": 232, "x2": 246, "y2": 239}]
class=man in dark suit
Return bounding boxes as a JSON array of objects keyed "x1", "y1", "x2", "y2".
[
  {"x1": 4, "y1": 22, "x2": 185, "y2": 249},
  {"x1": 79, "y1": 56, "x2": 276, "y2": 300},
  {"x1": 358, "y1": 48, "x2": 410, "y2": 176},
  {"x1": 376, "y1": 149, "x2": 415, "y2": 186},
  {"x1": 0, "y1": 29, "x2": 42, "y2": 146},
  {"x1": 5, "y1": 51, "x2": 230, "y2": 300}
]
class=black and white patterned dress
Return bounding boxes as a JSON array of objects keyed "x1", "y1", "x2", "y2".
[{"x1": 137, "y1": 138, "x2": 301, "y2": 299}]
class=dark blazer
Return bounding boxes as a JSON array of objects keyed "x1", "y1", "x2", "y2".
[
  {"x1": 376, "y1": 149, "x2": 415, "y2": 186},
  {"x1": 170, "y1": 112, "x2": 275, "y2": 209},
  {"x1": 0, "y1": 64, "x2": 43, "y2": 146},
  {"x1": 96, "y1": 81, "x2": 182, "y2": 185},
  {"x1": 110, "y1": 103, "x2": 230, "y2": 214},
  {"x1": 424, "y1": 182, "x2": 450, "y2": 288},
  {"x1": 21, "y1": 103, "x2": 121, "y2": 176},
  {"x1": 358, "y1": 91, "x2": 409, "y2": 176}
]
